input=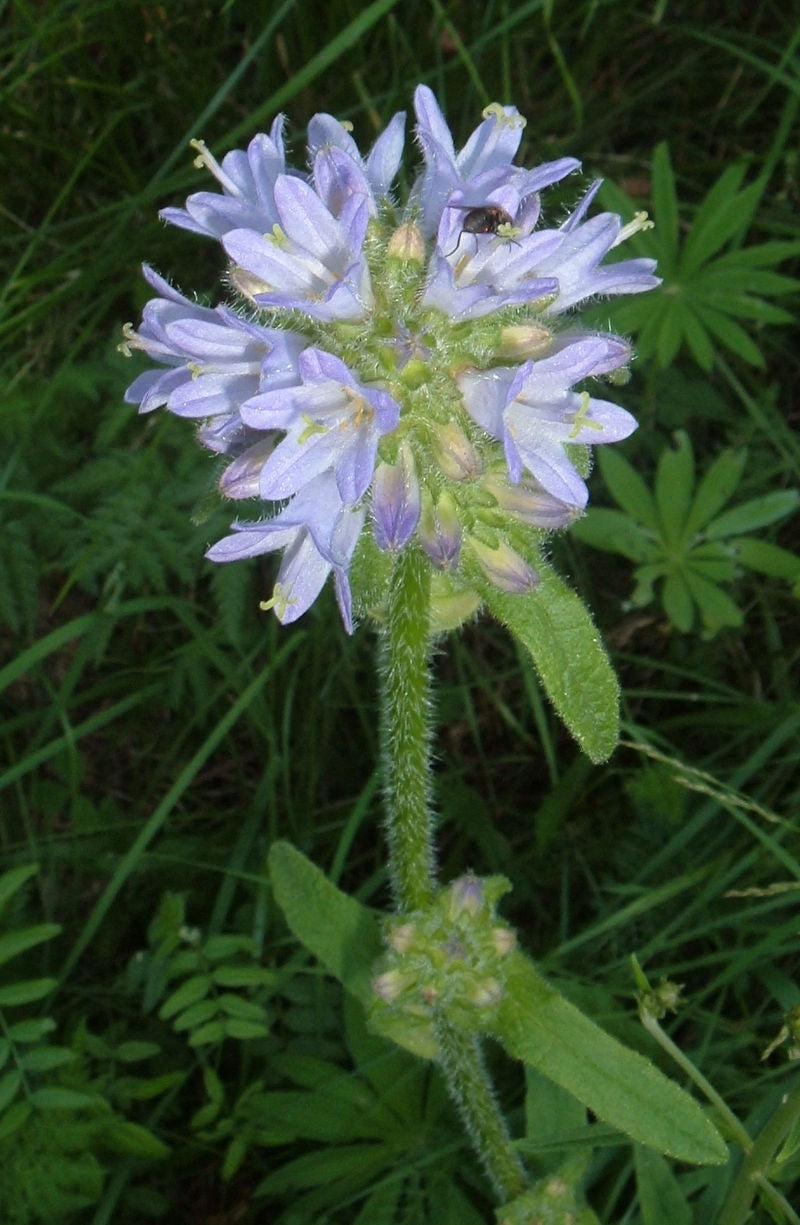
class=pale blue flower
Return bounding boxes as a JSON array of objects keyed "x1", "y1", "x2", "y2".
[
  {"x1": 308, "y1": 110, "x2": 406, "y2": 202},
  {"x1": 206, "y1": 471, "x2": 363, "y2": 631},
  {"x1": 411, "y1": 85, "x2": 579, "y2": 237},
  {"x1": 239, "y1": 348, "x2": 400, "y2": 504},
  {"x1": 125, "y1": 89, "x2": 659, "y2": 633},
  {"x1": 458, "y1": 335, "x2": 636, "y2": 508},
  {"x1": 122, "y1": 266, "x2": 305, "y2": 454},
  {"x1": 160, "y1": 119, "x2": 288, "y2": 239},
  {"x1": 222, "y1": 172, "x2": 373, "y2": 322}
]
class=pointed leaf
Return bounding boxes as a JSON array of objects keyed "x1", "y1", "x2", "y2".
[
  {"x1": 734, "y1": 537, "x2": 800, "y2": 581},
  {"x1": 683, "y1": 570, "x2": 743, "y2": 630},
  {"x1": 255, "y1": 1140, "x2": 394, "y2": 1194},
  {"x1": 692, "y1": 303, "x2": 764, "y2": 367},
  {"x1": 492, "y1": 954, "x2": 727, "y2": 1165},
  {"x1": 268, "y1": 841, "x2": 382, "y2": 1002},
  {"x1": 187, "y1": 1020, "x2": 225, "y2": 1046},
  {"x1": 656, "y1": 297, "x2": 688, "y2": 368},
  {"x1": 0, "y1": 864, "x2": 39, "y2": 918},
  {"x1": 650, "y1": 143, "x2": 679, "y2": 267},
  {"x1": 635, "y1": 1145, "x2": 692, "y2": 1225},
  {"x1": 104, "y1": 1119, "x2": 170, "y2": 1159},
  {"x1": 596, "y1": 448, "x2": 658, "y2": 529},
  {"x1": 0, "y1": 923, "x2": 61, "y2": 969},
  {"x1": 0, "y1": 978, "x2": 57, "y2": 1007},
  {"x1": 19, "y1": 1046, "x2": 76, "y2": 1072},
  {"x1": 28, "y1": 1086, "x2": 95, "y2": 1110},
  {"x1": 6, "y1": 1018, "x2": 56, "y2": 1044},
  {"x1": 681, "y1": 305, "x2": 715, "y2": 371},
  {"x1": 159, "y1": 975, "x2": 212, "y2": 1020},
  {"x1": 571, "y1": 508, "x2": 656, "y2": 562},
  {"x1": 655, "y1": 432, "x2": 694, "y2": 546},
  {"x1": 222, "y1": 1019, "x2": 270, "y2": 1040},
  {"x1": 480, "y1": 565, "x2": 619, "y2": 763},
  {"x1": 705, "y1": 490, "x2": 800, "y2": 538},
  {"x1": 0, "y1": 1100, "x2": 30, "y2": 1141},
  {"x1": 684, "y1": 447, "x2": 746, "y2": 536},
  {"x1": 211, "y1": 964, "x2": 276, "y2": 988},
  {"x1": 0, "y1": 1069, "x2": 22, "y2": 1112},
  {"x1": 681, "y1": 164, "x2": 751, "y2": 276},
  {"x1": 662, "y1": 571, "x2": 695, "y2": 631}
]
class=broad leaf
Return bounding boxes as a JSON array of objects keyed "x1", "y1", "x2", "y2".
[
  {"x1": 492, "y1": 954, "x2": 727, "y2": 1165},
  {"x1": 268, "y1": 841, "x2": 382, "y2": 1002},
  {"x1": 480, "y1": 564, "x2": 619, "y2": 763}
]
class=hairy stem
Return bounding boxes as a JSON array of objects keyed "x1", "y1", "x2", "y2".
[
  {"x1": 434, "y1": 1019, "x2": 529, "y2": 1201},
  {"x1": 380, "y1": 545, "x2": 437, "y2": 911},
  {"x1": 379, "y1": 546, "x2": 529, "y2": 1202}
]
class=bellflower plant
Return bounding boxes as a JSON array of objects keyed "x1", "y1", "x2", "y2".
[{"x1": 123, "y1": 88, "x2": 729, "y2": 1212}]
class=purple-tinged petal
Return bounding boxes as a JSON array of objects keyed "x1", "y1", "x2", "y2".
[
  {"x1": 456, "y1": 105, "x2": 527, "y2": 179},
  {"x1": 219, "y1": 438, "x2": 276, "y2": 500},
  {"x1": 372, "y1": 447, "x2": 421, "y2": 551},
  {"x1": 457, "y1": 367, "x2": 515, "y2": 438},
  {"x1": 418, "y1": 492, "x2": 462, "y2": 569},
  {"x1": 469, "y1": 536, "x2": 538, "y2": 593},
  {"x1": 365, "y1": 111, "x2": 406, "y2": 196}
]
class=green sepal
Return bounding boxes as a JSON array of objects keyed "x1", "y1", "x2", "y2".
[
  {"x1": 490, "y1": 952, "x2": 727, "y2": 1166},
  {"x1": 479, "y1": 563, "x2": 619, "y2": 763}
]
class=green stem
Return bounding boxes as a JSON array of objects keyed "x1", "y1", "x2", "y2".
[
  {"x1": 380, "y1": 545, "x2": 437, "y2": 911},
  {"x1": 717, "y1": 1076, "x2": 800, "y2": 1225},
  {"x1": 640, "y1": 1010, "x2": 751, "y2": 1150},
  {"x1": 435, "y1": 1019, "x2": 529, "y2": 1202},
  {"x1": 379, "y1": 545, "x2": 530, "y2": 1202},
  {"x1": 643, "y1": 1010, "x2": 800, "y2": 1225}
]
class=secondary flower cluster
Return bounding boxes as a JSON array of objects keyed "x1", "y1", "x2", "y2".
[
  {"x1": 371, "y1": 874, "x2": 517, "y2": 1046},
  {"x1": 123, "y1": 86, "x2": 658, "y2": 631}
]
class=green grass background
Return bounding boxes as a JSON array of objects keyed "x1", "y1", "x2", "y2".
[{"x1": 2, "y1": 1, "x2": 799, "y2": 1221}]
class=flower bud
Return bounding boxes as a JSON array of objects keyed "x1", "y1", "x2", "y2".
[
  {"x1": 387, "y1": 222, "x2": 426, "y2": 263},
  {"x1": 490, "y1": 927, "x2": 516, "y2": 956},
  {"x1": 219, "y1": 438, "x2": 275, "y2": 499},
  {"x1": 419, "y1": 490, "x2": 462, "y2": 570},
  {"x1": 433, "y1": 421, "x2": 482, "y2": 481},
  {"x1": 449, "y1": 874, "x2": 484, "y2": 918},
  {"x1": 469, "y1": 978, "x2": 503, "y2": 1008},
  {"x1": 388, "y1": 922, "x2": 416, "y2": 953},
  {"x1": 499, "y1": 323, "x2": 553, "y2": 360},
  {"x1": 372, "y1": 969, "x2": 414, "y2": 1002},
  {"x1": 483, "y1": 472, "x2": 579, "y2": 529},
  {"x1": 372, "y1": 445, "x2": 421, "y2": 552},
  {"x1": 469, "y1": 536, "x2": 538, "y2": 593}
]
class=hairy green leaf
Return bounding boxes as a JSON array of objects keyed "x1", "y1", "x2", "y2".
[
  {"x1": 480, "y1": 565, "x2": 619, "y2": 762},
  {"x1": 493, "y1": 954, "x2": 727, "y2": 1165},
  {"x1": 268, "y1": 841, "x2": 382, "y2": 1002}
]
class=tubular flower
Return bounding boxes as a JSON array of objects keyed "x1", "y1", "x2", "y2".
[{"x1": 123, "y1": 87, "x2": 658, "y2": 632}]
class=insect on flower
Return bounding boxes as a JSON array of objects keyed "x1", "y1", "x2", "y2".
[{"x1": 444, "y1": 203, "x2": 519, "y2": 258}]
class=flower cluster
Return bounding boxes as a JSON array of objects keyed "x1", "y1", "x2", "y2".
[
  {"x1": 123, "y1": 87, "x2": 658, "y2": 631},
  {"x1": 371, "y1": 874, "x2": 517, "y2": 1041}
]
